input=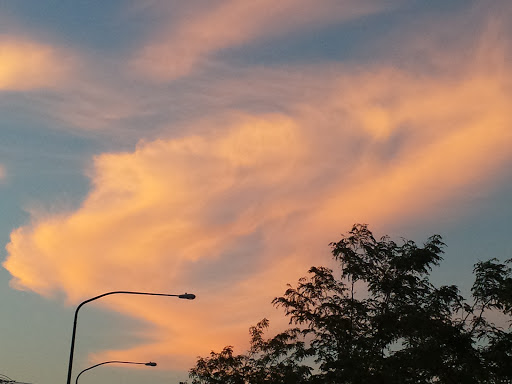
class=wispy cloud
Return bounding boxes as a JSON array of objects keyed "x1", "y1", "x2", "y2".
[
  {"x1": 4, "y1": 32, "x2": 512, "y2": 365},
  {"x1": 0, "y1": 36, "x2": 75, "y2": 91},
  {"x1": 3, "y1": 0, "x2": 512, "y2": 371},
  {"x1": 129, "y1": 0, "x2": 396, "y2": 81}
]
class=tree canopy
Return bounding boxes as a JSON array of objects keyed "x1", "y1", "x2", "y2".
[{"x1": 186, "y1": 224, "x2": 512, "y2": 383}]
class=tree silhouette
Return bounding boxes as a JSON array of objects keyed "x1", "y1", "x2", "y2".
[
  {"x1": 189, "y1": 318, "x2": 311, "y2": 384},
  {"x1": 187, "y1": 224, "x2": 512, "y2": 383}
]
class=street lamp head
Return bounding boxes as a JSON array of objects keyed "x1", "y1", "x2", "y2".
[
  {"x1": 145, "y1": 362, "x2": 157, "y2": 367},
  {"x1": 178, "y1": 293, "x2": 196, "y2": 300}
]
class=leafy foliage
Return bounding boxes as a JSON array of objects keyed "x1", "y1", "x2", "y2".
[
  {"x1": 188, "y1": 319, "x2": 312, "y2": 384},
  {"x1": 187, "y1": 224, "x2": 512, "y2": 383}
]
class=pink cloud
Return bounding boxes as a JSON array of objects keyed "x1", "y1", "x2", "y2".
[
  {"x1": 130, "y1": 0, "x2": 396, "y2": 81},
  {"x1": 0, "y1": 36, "x2": 75, "y2": 91},
  {"x1": 4, "y1": 44, "x2": 512, "y2": 367},
  {"x1": 3, "y1": 0, "x2": 512, "y2": 372}
]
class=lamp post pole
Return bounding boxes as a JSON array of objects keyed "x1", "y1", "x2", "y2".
[
  {"x1": 75, "y1": 360, "x2": 156, "y2": 384},
  {"x1": 66, "y1": 291, "x2": 195, "y2": 384}
]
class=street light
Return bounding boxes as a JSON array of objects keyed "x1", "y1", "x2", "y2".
[
  {"x1": 66, "y1": 291, "x2": 195, "y2": 384},
  {"x1": 75, "y1": 361, "x2": 157, "y2": 384}
]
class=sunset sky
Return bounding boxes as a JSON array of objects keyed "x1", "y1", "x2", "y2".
[{"x1": 1, "y1": 1, "x2": 512, "y2": 383}]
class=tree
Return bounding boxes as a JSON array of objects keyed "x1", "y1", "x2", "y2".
[
  {"x1": 188, "y1": 319, "x2": 312, "y2": 384},
  {"x1": 187, "y1": 224, "x2": 512, "y2": 383}
]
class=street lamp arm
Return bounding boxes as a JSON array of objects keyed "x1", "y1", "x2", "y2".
[
  {"x1": 75, "y1": 361, "x2": 156, "y2": 384},
  {"x1": 66, "y1": 291, "x2": 195, "y2": 384},
  {"x1": 77, "y1": 291, "x2": 195, "y2": 311}
]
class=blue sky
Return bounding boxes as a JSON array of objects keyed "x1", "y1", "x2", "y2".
[{"x1": 1, "y1": 1, "x2": 511, "y2": 383}]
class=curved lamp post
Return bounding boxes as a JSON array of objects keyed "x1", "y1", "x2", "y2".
[
  {"x1": 66, "y1": 291, "x2": 195, "y2": 384},
  {"x1": 75, "y1": 361, "x2": 156, "y2": 384}
]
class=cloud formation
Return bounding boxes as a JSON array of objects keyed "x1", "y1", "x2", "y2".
[
  {"x1": 0, "y1": 37, "x2": 74, "y2": 91},
  {"x1": 4, "y1": 34, "x2": 512, "y2": 366},
  {"x1": 130, "y1": 0, "x2": 395, "y2": 81},
  {"x1": 3, "y1": 0, "x2": 512, "y2": 372}
]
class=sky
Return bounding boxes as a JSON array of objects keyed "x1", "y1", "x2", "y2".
[{"x1": 1, "y1": 1, "x2": 512, "y2": 383}]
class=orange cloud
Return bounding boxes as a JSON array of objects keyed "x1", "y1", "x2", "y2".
[
  {"x1": 4, "y1": 50, "x2": 512, "y2": 367},
  {"x1": 4, "y1": 4, "x2": 512, "y2": 372},
  {"x1": 130, "y1": 0, "x2": 395, "y2": 81},
  {"x1": 0, "y1": 37, "x2": 74, "y2": 91},
  {"x1": 4, "y1": 114, "x2": 305, "y2": 299},
  {"x1": 0, "y1": 164, "x2": 5, "y2": 180},
  {"x1": 3, "y1": 114, "x2": 314, "y2": 369}
]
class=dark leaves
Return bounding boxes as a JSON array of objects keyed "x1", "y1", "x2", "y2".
[{"x1": 187, "y1": 224, "x2": 512, "y2": 384}]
